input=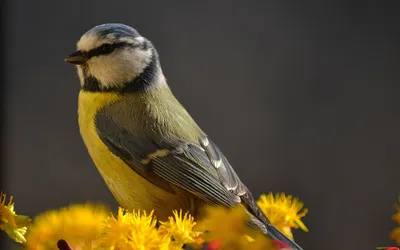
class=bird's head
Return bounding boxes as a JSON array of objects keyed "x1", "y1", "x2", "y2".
[{"x1": 66, "y1": 23, "x2": 164, "y2": 91}]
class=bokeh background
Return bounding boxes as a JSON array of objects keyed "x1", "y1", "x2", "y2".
[{"x1": 1, "y1": 1, "x2": 400, "y2": 249}]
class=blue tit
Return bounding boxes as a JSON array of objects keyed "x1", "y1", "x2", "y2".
[{"x1": 65, "y1": 23, "x2": 303, "y2": 250}]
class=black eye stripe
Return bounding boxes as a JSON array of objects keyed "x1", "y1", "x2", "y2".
[{"x1": 87, "y1": 42, "x2": 129, "y2": 58}]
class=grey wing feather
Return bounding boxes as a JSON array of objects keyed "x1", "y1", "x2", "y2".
[
  {"x1": 150, "y1": 152, "x2": 240, "y2": 206},
  {"x1": 95, "y1": 111, "x2": 240, "y2": 207},
  {"x1": 199, "y1": 137, "x2": 245, "y2": 194},
  {"x1": 198, "y1": 136, "x2": 271, "y2": 225}
]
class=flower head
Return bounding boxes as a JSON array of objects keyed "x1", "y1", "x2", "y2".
[
  {"x1": 99, "y1": 207, "x2": 171, "y2": 250},
  {"x1": 0, "y1": 192, "x2": 31, "y2": 243},
  {"x1": 199, "y1": 206, "x2": 249, "y2": 243},
  {"x1": 257, "y1": 192, "x2": 308, "y2": 240},
  {"x1": 197, "y1": 206, "x2": 275, "y2": 250},
  {"x1": 25, "y1": 203, "x2": 109, "y2": 250},
  {"x1": 159, "y1": 210, "x2": 201, "y2": 248},
  {"x1": 390, "y1": 198, "x2": 400, "y2": 246}
]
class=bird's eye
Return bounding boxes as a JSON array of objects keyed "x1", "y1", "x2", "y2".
[{"x1": 101, "y1": 44, "x2": 114, "y2": 54}]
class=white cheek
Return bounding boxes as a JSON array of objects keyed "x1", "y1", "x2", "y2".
[{"x1": 87, "y1": 48, "x2": 152, "y2": 89}]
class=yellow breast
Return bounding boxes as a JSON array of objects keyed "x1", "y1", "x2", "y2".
[{"x1": 77, "y1": 91, "x2": 187, "y2": 218}]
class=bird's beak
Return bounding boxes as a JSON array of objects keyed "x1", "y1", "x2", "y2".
[{"x1": 65, "y1": 50, "x2": 88, "y2": 65}]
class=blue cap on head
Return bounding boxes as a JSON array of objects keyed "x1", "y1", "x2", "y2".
[{"x1": 87, "y1": 23, "x2": 140, "y2": 39}]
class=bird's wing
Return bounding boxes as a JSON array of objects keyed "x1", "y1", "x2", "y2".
[
  {"x1": 196, "y1": 136, "x2": 270, "y2": 224},
  {"x1": 94, "y1": 111, "x2": 269, "y2": 225},
  {"x1": 95, "y1": 111, "x2": 241, "y2": 208}
]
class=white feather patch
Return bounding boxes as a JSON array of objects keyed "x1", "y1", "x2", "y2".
[{"x1": 86, "y1": 48, "x2": 152, "y2": 89}]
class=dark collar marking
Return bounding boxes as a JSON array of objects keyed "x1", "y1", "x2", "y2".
[{"x1": 121, "y1": 50, "x2": 158, "y2": 93}]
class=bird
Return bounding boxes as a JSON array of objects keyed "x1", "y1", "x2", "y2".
[{"x1": 65, "y1": 23, "x2": 303, "y2": 250}]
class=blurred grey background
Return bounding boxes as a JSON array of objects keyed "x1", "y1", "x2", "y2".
[{"x1": 1, "y1": 1, "x2": 400, "y2": 249}]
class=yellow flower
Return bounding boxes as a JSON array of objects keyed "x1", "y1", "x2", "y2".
[
  {"x1": 197, "y1": 206, "x2": 275, "y2": 250},
  {"x1": 199, "y1": 206, "x2": 249, "y2": 243},
  {"x1": 257, "y1": 192, "x2": 308, "y2": 240},
  {"x1": 25, "y1": 203, "x2": 109, "y2": 250},
  {"x1": 99, "y1": 207, "x2": 171, "y2": 250},
  {"x1": 390, "y1": 198, "x2": 400, "y2": 245},
  {"x1": 159, "y1": 210, "x2": 201, "y2": 248},
  {"x1": 0, "y1": 192, "x2": 31, "y2": 243}
]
